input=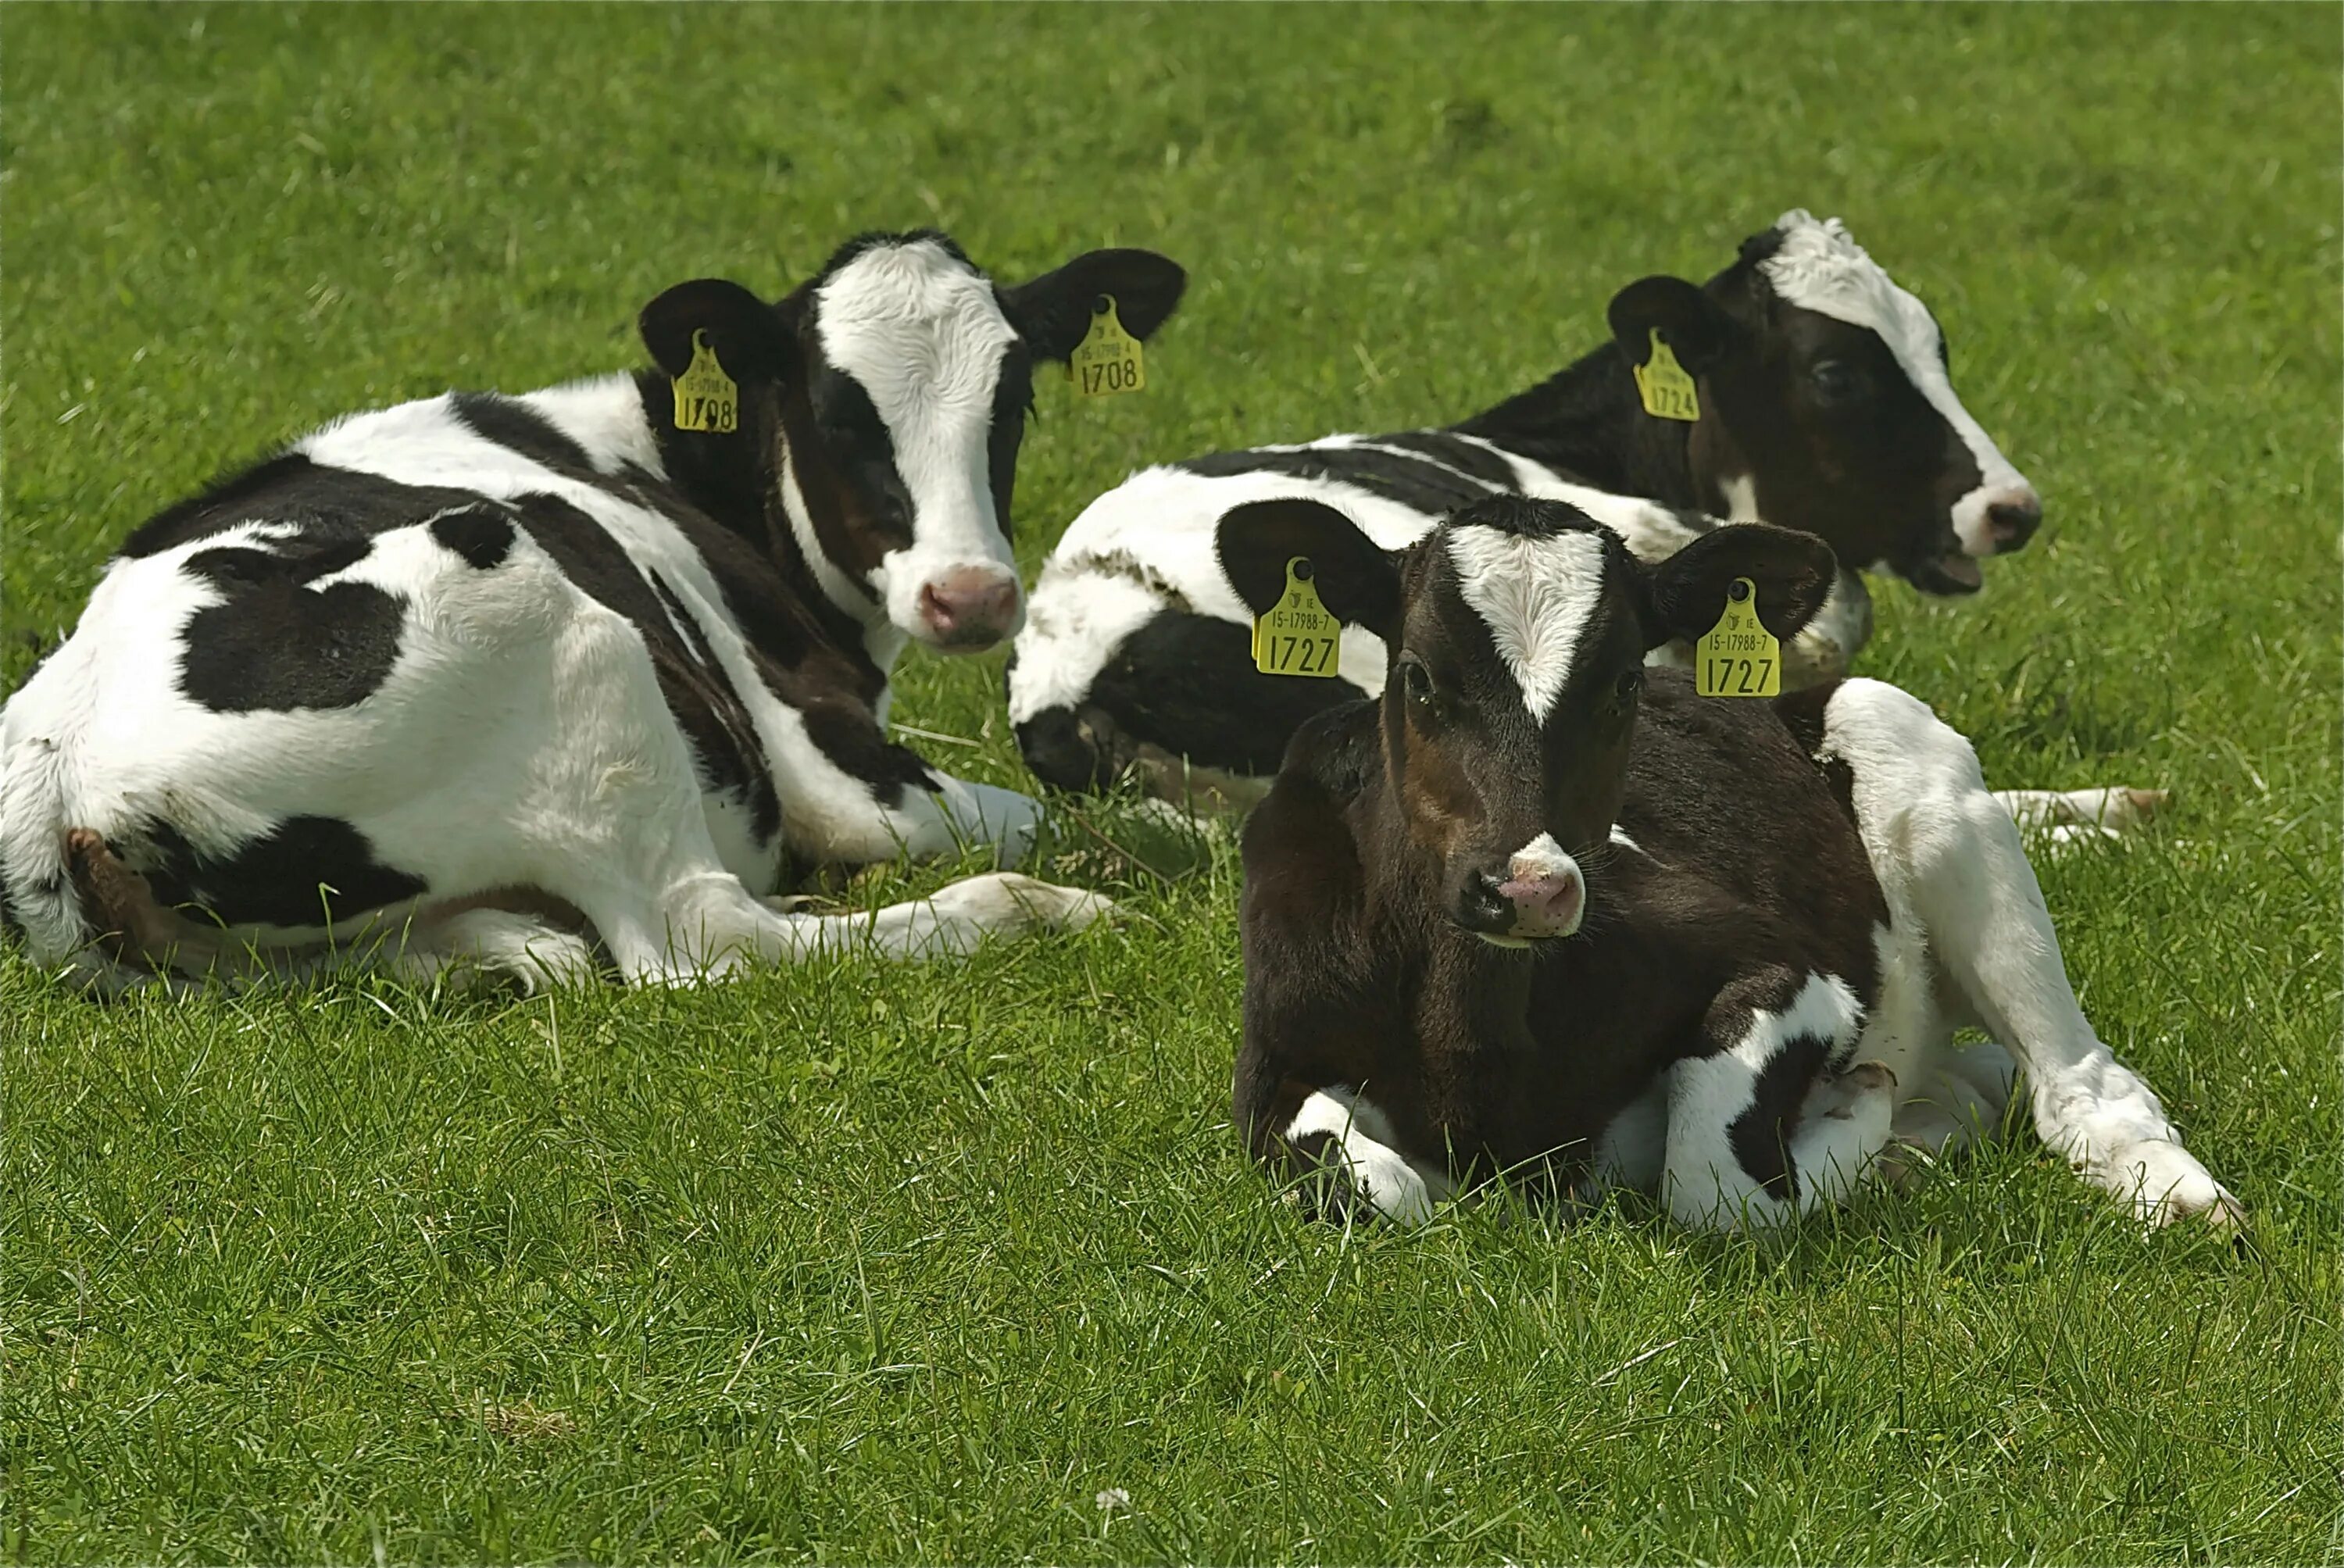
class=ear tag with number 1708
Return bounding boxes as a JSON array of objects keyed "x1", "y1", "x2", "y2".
[
  {"x1": 1695, "y1": 577, "x2": 1780, "y2": 698},
  {"x1": 671, "y1": 330, "x2": 739, "y2": 434},
  {"x1": 1252, "y1": 557, "x2": 1342, "y2": 678},
  {"x1": 1068, "y1": 295, "x2": 1145, "y2": 398}
]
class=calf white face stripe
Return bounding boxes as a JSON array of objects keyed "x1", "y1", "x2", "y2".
[
  {"x1": 813, "y1": 239, "x2": 1023, "y2": 628},
  {"x1": 1445, "y1": 524, "x2": 1608, "y2": 723},
  {"x1": 1758, "y1": 211, "x2": 2031, "y2": 555},
  {"x1": 1510, "y1": 831, "x2": 1577, "y2": 882}
]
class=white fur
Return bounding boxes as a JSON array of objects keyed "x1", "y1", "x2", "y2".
[
  {"x1": 1006, "y1": 452, "x2": 1713, "y2": 727},
  {"x1": 1444, "y1": 525, "x2": 1608, "y2": 723},
  {"x1": 0, "y1": 377, "x2": 1084, "y2": 989},
  {"x1": 1758, "y1": 211, "x2": 2033, "y2": 557},
  {"x1": 1510, "y1": 830, "x2": 1575, "y2": 882},
  {"x1": 1286, "y1": 1086, "x2": 1454, "y2": 1225},
  {"x1": 1663, "y1": 972, "x2": 1888, "y2": 1229},
  {"x1": 813, "y1": 239, "x2": 1024, "y2": 645},
  {"x1": 1817, "y1": 679, "x2": 2238, "y2": 1225}
]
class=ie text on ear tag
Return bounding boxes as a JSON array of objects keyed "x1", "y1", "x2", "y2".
[
  {"x1": 1695, "y1": 577, "x2": 1779, "y2": 698},
  {"x1": 1252, "y1": 556, "x2": 1341, "y2": 678},
  {"x1": 1633, "y1": 328, "x2": 1699, "y2": 423},
  {"x1": 1069, "y1": 295, "x2": 1145, "y2": 398},
  {"x1": 672, "y1": 329, "x2": 739, "y2": 434}
]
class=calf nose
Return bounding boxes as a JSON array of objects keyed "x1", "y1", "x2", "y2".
[
  {"x1": 917, "y1": 570, "x2": 1021, "y2": 648},
  {"x1": 1985, "y1": 488, "x2": 2042, "y2": 553},
  {"x1": 1495, "y1": 861, "x2": 1585, "y2": 940}
]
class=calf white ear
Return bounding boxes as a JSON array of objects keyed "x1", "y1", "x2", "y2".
[
  {"x1": 638, "y1": 279, "x2": 789, "y2": 384},
  {"x1": 1215, "y1": 498, "x2": 1402, "y2": 643},
  {"x1": 1642, "y1": 523, "x2": 1837, "y2": 649},
  {"x1": 1607, "y1": 276, "x2": 1736, "y2": 375},
  {"x1": 999, "y1": 249, "x2": 1187, "y2": 363}
]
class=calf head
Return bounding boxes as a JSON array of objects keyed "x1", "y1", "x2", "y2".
[
  {"x1": 1219, "y1": 495, "x2": 1834, "y2": 945},
  {"x1": 640, "y1": 232, "x2": 1185, "y2": 654},
  {"x1": 1609, "y1": 209, "x2": 2038, "y2": 596}
]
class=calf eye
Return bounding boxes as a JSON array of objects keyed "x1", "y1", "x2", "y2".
[
  {"x1": 1615, "y1": 669, "x2": 1643, "y2": 700},
  {"x1": 1810, "y1": 359, "x2": 1861, "y2": 405},
  {"x1": 1400, "y1": 659, "x2": 1435, "y2": 706}
]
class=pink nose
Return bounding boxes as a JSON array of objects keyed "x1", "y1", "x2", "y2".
[
  {"x1": 917, "y1": 570, "x2": 1020, "y2": 648},
  {"x1": 1497, "y1": 867, "x2": 1584, "y2": 938}
]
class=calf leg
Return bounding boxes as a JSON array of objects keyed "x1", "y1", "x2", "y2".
[
  {"x1": 1664, "y1": 969, "x2": 1896, "y2": 1230},
  {"x1": 1821, "y1": 680, "x2": 2240, "y2": 1227},
  {"x1": 1270, "y1": 1084, "x2": 1454, "y2": 1225}
]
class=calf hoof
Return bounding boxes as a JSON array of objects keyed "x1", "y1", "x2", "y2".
[
  {"x1": 945, "y1": 872, "x2": 1120, "y2": 934},
  {"x1": 2102, "y1": 1138, "x2": 2246, "y2": 1231},
  {"x1": 1812, "y1": 1059, "x2": 1899, "y2": 1122}
]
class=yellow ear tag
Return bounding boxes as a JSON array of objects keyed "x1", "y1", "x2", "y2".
[
  {"x1": 1695, "y1": 577, "x2": 1780, "y2": 698},
  {"x1": 672, "y1": 329, "x2": 739, "y2": 434},
  {"x1": 1068, "y1": 295, "x2": 1145, "y2": 398},
  {"x1": 1633, "y1": 328, "x2": 1699, "y2": 423},
  {"x1": 1252, "y1": 557, "x2": 1342, "y2": 678}
]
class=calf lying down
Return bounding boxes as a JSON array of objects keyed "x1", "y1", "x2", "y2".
[
  {"x1": 1224, "y1": 495, "x2": 2238, "y2": 1230},
  {"x1": 0, "y1": 232, "x2": 1189, "y2": 989}
]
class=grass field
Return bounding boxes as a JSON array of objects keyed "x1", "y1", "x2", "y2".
[{"x1": 4, "y1": 4, "x2": 2340, "y2": 1561}]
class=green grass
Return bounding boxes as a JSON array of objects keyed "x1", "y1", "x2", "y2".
[{"x1": 4, "y1": 3, "x2": 2339, "y2": 1561}]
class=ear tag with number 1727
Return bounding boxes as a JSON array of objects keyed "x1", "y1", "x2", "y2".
[
  {"x1": 1634, "y1": 328, "x2": 1699, "y2": 422},
  {"x1": 1695, "y1": 577, "x2": 1779, "y2": 698},
  {"x1": 1252, "y1": 557, "x2": 1342, "y2": 677},
  {"x1": 1068, "y1": 295, "x2": 1145, "y2": 398},
  {"x1": 672, "y1": 330, "x2": 739, "y2": 434}
]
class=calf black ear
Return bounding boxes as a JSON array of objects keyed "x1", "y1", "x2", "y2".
[
  {"x1": 1607, "y1": 275, "x2": 1736, "y2": 375},
  {"x1": 1641, "y1": 523, "x2": 1837, "y2": 649},
  {"x1": 999, "y1": 248, "x2": 1188, "y2": 363},
  {"x1": 638, "y1": 279, "x2": 788, "y2": 384},
  {"x1": 1215, "y1": 498, "x2": 1402, "y2": 645}
]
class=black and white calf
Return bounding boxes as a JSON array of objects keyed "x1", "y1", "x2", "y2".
[
  {"x1": 1225, "y1": 493, "x2": 2237, "y2": 1230},
  {"x1": 1009, "y1": 210, "x2": 2053, "y2": 796},
  {"x1": 0, "y1": 231, "x2": 1185, "y2": 988}
]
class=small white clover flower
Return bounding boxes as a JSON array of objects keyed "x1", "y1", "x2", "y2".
[{"x1": 1095, "y1": 1488, "x2": 1132, "y2": 1513}]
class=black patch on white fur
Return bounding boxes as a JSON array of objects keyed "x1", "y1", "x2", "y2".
[
  {"x1": 177, "y1": 535, "x2": 405, "y2": 713},
  {"x1": 1369, "y1": 429, "x2": 1520, "y2": 488},
  {"x1": 428, "y1": 505, "x2": 516, "y2": 570},
  {"x1": 450, "y1": 391, "x2": 595, "y2": 475},
  {"x1": 1180, "y1": 445, "x2": 1495, "y2": 516},
  {"x1": 139, "y1": 815, "x2": 427, "y2": 929}
]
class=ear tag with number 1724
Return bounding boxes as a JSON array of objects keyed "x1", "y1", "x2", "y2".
[
  {"x1": 1252, "y1": 557, "x2": 1342, "y2": 678},
  {"x1": 672, "y1": 330, "x2": 739, "y2": 434},
  {"x1": 1634, "y1": 328, "x2": 1699, "y2": 423},
  {"x1": 1069, "y1": 295, "x2": 1145, "y2": 398},
  {"x1": 1695, "y1": 577, "x2": 1779, "y2": 698}
]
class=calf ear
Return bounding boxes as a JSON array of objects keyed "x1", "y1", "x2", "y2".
[
  {"x1": 1641, "y1": 523, "x2": 1837, "y2": 649},
  {"x1": 1607, "y1": 275, "x2": 1736, "y2": 375},
  {"x1": 1216, "y1": 498, "x2": 1402, "y2": 644},
  {"x1": 999, "y1": 248, "x2": 1188, "y2": 363},
  {"x1": 638, "y1": 279, "x2": 788, "y2": 384}
]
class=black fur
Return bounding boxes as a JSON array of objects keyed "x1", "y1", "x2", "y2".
[
  {"x1": 1179, "y1": 445, "x2": 1495, "y2": 516},
  {"x1": 450, "y1": 390, "x2": 595, "y2": 476},
  {"x1": 427, "y1": 505, "x2": 516, "y2": 570},
  {"x1": 177, "y1": 535, "x2": 405, "y2": 713},
  {"x1": 138, "y1": 815, "x2": 427, "y2": 930}
]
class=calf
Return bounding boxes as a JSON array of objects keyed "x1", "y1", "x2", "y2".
[
  {"x1": 1224, "y1": 493, "x2": 2237, "y2": 1230},
  {"x1": 1009, "y1": 210, "x2": 2046, "y2": 796},
  {"x1": 0, "y1": 230, "x2": 1185, "y2": 989}
]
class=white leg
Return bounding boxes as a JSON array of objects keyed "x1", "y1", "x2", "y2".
[
  {"x1": 1285, "y1": 1086, "x2": 1454, "y2": 1226},
  {"x1": 1663, "y1": 971, "x2": 1893, "y2": 1230},
  {"x1": 1992, "y1": 786, "x2": 2166, "y2": 834},
  {"x1": 1824, "y1": 680, "x2": 2240, "y2": 1227}
]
